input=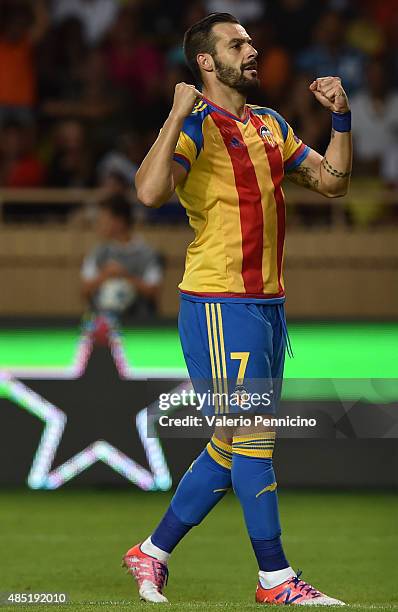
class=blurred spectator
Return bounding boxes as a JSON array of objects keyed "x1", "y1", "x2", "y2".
[
  {"x1": 81, "y1": 195, "x2": 163, "y2": 319},
  {"x1": 0, "y1": 0, "x2": 394, "y2": 206},
  {"x1": 139, "y1": 0, "x2": 185, "y2": 39},
  {"x1": 255, "y1": 22, "x2": 291, "y2": 107},
  {"x1": 350, "y1": 59, "x2": 398, "y2": 187},
  {"x1": 180, "y1": 2, "x2": 207, "y2": 34},
  {"x1": 266, "y1": 0, "x2": 323, "y2": 54},
  {"x1": 37, "y1": 17, "x2": 87, "y2": 103},
  {"x1": 97, "y1": 152, "x2": 136, "y2": 195},
  {"x1": 205, "y1": 0, "x2": 264, "y2": 24},
  {"x1": 47, "y1": 119, "x2": 93, "y2": 187},
  {"x1": 42, "y1": 48, "x2": 121, "y2": 122},
  {"x1": 51, "y1": 0, "x2": 119, "y2": 46},
  {"x1": 162, "y1": 2, "x2": 205, "y2": 81},
  {"x1": 297, "y1": 11, "x2": 365, "y2": 95},
  {"x1": 360, "y1": 0, "x2": 398, "y2": 32},
  {"x1": 96, "y1": 131, "x2": 139, "y2": 195},
  {"x1": 0, "y1": 0, "x2": 48, "y2": 123},
  {"x1": 385, "y1": 12, "x2": 398, "y2": 89},
  {"x1": 346, "y1": 12, "x2": 385, "y2": 57},
  {"x1": 0, "y1": 119, "x2": 46, "y2": 187},
  {"x1": 104, "y1": 8, "x2": 164, "y2": 110}
]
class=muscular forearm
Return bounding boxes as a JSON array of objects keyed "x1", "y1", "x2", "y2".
[
  {"x1": 286, "y1": 79, "x2": 353, "y2": 198},
  {"x1": 135, "y1": 112, "x2": 184, "y2": 207},
  {"x1": 320, "y1": 125, "x2": 352, "y2": 197},
  {"x1": 135, "y1": 82, "x2": 203, "y2": 207}
]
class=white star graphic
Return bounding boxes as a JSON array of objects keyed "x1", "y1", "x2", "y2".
[{"x1": 0, "y1": 319, "x2": 191, "y2": 490}]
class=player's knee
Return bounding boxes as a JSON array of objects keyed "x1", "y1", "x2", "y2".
[{"x1": 214, "y1": 425, "x2": 233, "y2": 445}]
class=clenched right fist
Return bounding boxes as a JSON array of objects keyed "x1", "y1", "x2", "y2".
[{"x1": 170, "y1": 82, "x2": 203, "y2": 121}]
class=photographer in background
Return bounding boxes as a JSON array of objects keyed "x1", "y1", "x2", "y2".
[{"x1": 81, "y1": 195, "x2": 163, "y2": 320}]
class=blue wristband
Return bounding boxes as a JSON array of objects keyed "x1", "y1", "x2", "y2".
[{"x1": 332, "y1": 111, "x2": 351, "y2": 132}]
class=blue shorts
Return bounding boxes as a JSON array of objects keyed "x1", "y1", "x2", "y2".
[{"x1": 178, "y1": 293, "x2": 289, "y2": 416}]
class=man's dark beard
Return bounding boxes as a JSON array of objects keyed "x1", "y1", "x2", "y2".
[{"x1": 213, "y1": 57, "x2": 260, "y2": 95}]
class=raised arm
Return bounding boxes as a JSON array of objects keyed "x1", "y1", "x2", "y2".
[
  {"x1": 135, "y1": 83, "x2": 202, "y2": 208},
  {"x1": 287, "y1": 77, "x2": 352, "y2": 198}
]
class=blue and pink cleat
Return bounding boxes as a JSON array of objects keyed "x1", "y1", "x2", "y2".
[
  {"x1": 122, "y1": 543, "x2": 169, "y2": 603},
  {"x1": 256, "y1": 570, "x2": 345, "y2": 606},
  {"x1": 122, "y1": 547, "x2": 345, "y2": 606}
]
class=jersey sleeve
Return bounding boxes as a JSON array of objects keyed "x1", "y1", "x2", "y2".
[
  {"x1": 172, "y1": 114, "x2": 203, "y2": 173},
  {"x1": 283, "y1": 122, "x2": 310, "y2": 173}
]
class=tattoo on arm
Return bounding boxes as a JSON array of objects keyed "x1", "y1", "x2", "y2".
[
  {"x1": 321, "y1": 157, "x2": 351, "y2": 179},
  {"x1": 288, "y1": 164, "x2": 320, "y2": 190}
]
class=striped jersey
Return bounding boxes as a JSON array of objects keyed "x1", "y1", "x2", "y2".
[{"x1": 173, "y1": 97, "x2": 309, "y2": 299}]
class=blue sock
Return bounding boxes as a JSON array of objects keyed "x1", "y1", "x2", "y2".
[
  {"x1": 151, "y1": 505, "x2": 191, "y2": 553},
  {"x1": 151, "y1": 437, "x2": 232, "y2": 553},
  {"x1": 250, "y1": 536, "x2": 289, "y2": 571},
  {"x1": 232, "y1": 434, "x2": 289, "y2": 571}
]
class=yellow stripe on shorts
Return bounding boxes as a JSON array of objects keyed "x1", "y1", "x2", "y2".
[{"x1": 205, "y1": 303, "x2": 220, "y2": 414}]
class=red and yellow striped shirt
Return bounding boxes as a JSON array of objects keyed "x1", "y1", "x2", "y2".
[{"x1": 173, "y1": 97, "x2": 309, "y2": 299}]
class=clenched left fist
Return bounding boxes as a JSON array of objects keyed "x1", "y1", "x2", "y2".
[{"x1": 309, "y1": 77, "x2": 350, "y2": 114}]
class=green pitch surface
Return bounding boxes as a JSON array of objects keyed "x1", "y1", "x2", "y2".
[
  {"x1": 0, "y1": 322, "x2": 397, "y2": 377},
  {"x1": 1, "y1": 322, "x2": 397, "y2": 402},
  {"x1": 0, "y1": 490, "x2": 396, "y2": 612}
]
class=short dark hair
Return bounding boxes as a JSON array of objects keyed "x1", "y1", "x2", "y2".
[
  {"x1": 99, "y1": 195, "x2": 134, "y2": 227},
  {"x1": 183, "y1": 13, "x2": 240, "y2": 84}
]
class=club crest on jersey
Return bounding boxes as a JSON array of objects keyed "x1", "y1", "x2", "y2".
[{"x1": 259, "y1": 125, "x2": 277, "y2": 147}]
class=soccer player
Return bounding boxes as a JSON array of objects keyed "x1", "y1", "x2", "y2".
[{"x1": 123, "y1": 13, "x2": 351, "y2": 605}]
